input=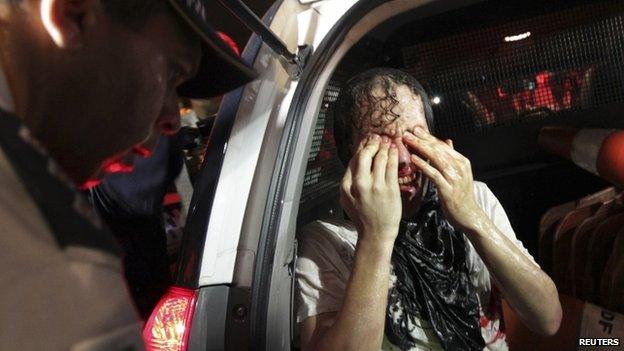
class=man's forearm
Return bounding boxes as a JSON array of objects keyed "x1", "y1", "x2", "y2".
[
  {"x1": 316, "y1": 237, "x2": 394, "y2": 351},
  {"x1": 464, "y1": 214, "x2": 562, "y2": 336}
]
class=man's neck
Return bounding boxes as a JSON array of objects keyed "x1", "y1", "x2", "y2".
[
  {"x1": 0, "y1": 65, "x2": 15, "y2": 113},
  {"x1": 402, "y1": 201, "x2": 421, "y2": 219}
]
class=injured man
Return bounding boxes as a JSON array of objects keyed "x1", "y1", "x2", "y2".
[{"x1": 296, "y1": 68, "x2": 562, "y2": 351}]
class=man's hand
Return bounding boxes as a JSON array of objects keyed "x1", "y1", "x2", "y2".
[
  {"x1": 402, "y1": 127, "x2": 484, "y2": 232},
  {"x1": 403, "y1": 128, "x2": 562, "y2": 335},
  {"x1": 340, "y1": 134, "x2": 401, "y2": 244},
  {"x1": 302, "y1": 134, "x2": 401, "y2": 351}
]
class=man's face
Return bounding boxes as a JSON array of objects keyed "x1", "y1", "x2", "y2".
[
  {"x1": 53, "y1": 7, "x2": 202, "y2": 186},
  {"x1": 351, "y1": 84, "x2": 430, "y2": 211}
]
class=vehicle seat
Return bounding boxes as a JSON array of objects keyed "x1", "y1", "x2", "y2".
[
  {"x1": 601, "y1": 226, "x2": 624, "y2": 312},
  {"x1": 582, "y1": 212, "x2": 624, "y2": 303},
  {"x1": 569, "y1": 199, "x2": 623, "y2": 298},
  {"x1": 552, "y1": 205, "x2": 599, "y2": 294}
]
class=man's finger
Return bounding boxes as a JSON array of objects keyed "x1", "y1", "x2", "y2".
[
  {"x1": 442, "y1": 138, "x2": 464, "y2": 161},
  {"x1": 410, "y1": 127, "x2": 454, "y2": 151},
  {"x1": 410, "y1": 154, "x2": 450, "y2": 190},
  {"x1": 355, "y1": 134, "x2": 381, "y2": 177},
  {"x1": 386, "y1": 143, "x2": 399, "y2": 184},
  {"x1": 355, "y1": 135, "x2": 368, "y2": 154},
  {"x1": 403, "y1": 133, "x2": 457, "y2": 181},
  {"x1": 342, "y1": 161, "x2": 354, "y2": 191},
  {"x1": 412, "y1": 127, "x2": 462, "y2": 161},
  {"x1": 372, "y1": 139, "x2": 390, "y2": 183},
  {"x1": 341, "y1": 150, "x2": 358, "y2": 196}
]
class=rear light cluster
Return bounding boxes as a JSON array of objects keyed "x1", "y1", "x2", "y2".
[{"x1": 143, "y1": 287, "x2": 198, "y2": 351}]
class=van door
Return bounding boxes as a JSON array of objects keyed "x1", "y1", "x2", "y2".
[{"x1": 162, "y1": 1, "x2": 361, "y2": 350}]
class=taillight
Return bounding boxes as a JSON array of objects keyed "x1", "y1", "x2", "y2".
[{"x1": 142, "y1": 287, "x2": 198, "y2": 351}]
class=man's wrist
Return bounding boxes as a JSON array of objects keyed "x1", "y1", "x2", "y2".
[
  {"x1": 357, "y1": 233, "x2": 396, "y2": 255},
  {"x1": 461, "y1": 211, "x2": 494, "y2": 238}
]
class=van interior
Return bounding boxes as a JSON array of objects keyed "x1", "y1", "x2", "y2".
[{"x1": 295, "y1": 0, "x2": 624, "y2": 348}]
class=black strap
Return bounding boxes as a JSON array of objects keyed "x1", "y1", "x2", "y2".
[{"x1": 0, "y1": 110, "x2": 121, "y2": 256}]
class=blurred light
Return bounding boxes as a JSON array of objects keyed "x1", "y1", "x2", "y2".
[
  {"x1": 432, "y1": 96, "x2": 441, "y2": 105},
  {"x1": 505, "y1": 32, "x2": 531, "y2": 42},
  {"x1": 133, "y1": 145, "x2": 152, "y2": 158},
  {"x1": 103, "y1": 161, "x2": 134, "y2": 174},
  {"x1": 217, "y1": 32, "x2": 241, "y2": 56},
  {"x1": 41, "y1": 0, "x2": 64, "y2": 47},
  {"x1": 79, "y1": 179, "x2": 102, "y2": 190},
  {"x1": 179, "y1": 107, "x2": 193, "y2": 116},
  {"x1": 497, "y1": 86, "x2": 507, "y2": 99}
]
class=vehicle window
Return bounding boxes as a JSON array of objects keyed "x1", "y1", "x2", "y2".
[
  {"x1": 166, "y1": 97, "x2": 219, "y2": 258},
  {"x1": 296, "y1": 78, "x2": 344, "y2": 229},
  {"x1": 297, "y1": 40, "x2": 388, "y2": 230}
]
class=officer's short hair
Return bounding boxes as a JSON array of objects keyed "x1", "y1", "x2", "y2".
[{"x1": 102, "y1": 0, "x2": 169, "y2": 28}]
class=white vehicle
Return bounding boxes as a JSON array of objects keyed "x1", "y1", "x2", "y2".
[{"x1": 143, "y1": 0, "x2": 624, "y2": 350}]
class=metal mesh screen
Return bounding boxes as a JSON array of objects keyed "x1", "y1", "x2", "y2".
[
  {"x1": 298, "y1": 77, "x2": 345, "y2": 216},
  {"x1": 298, "y1": 39, "x2": 385, "y2": 221},
  {"x1": 402, "y1": 0, "x2": 624, "y2": 137}
]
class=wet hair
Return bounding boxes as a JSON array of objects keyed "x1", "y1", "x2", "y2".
[{"x1": 333, "y1": 67, "x2": 434, "y2": 166}]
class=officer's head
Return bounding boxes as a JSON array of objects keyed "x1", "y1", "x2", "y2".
[{"x1": 0, "y1": 0, "x2": 255, "y2": 187}]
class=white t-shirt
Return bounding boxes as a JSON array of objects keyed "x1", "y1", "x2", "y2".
[{"x1": 296, "y1": 182, "x2": 538, "y2": 351}]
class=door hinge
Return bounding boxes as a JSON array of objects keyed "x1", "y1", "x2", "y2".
[{"x1": 218, "y1": 0, "x2": 311, "y2": 79}]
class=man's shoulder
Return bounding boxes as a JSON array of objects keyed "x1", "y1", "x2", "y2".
[
  {"x1": 0, "y1": 147, "x2": 53, "y2": 238},
  {"x1": 0, "y1": 149, "x2": 141, "y2": 350},
  {"x1": 299, "y1": 218, "x2": 357, "y2": 243},
  {"x1": 472, "y1": 181, "x2": 499, "y2": 210},
  {"x1": 297, "y1": 218, "x2": 358, "y2": 259},
  {"x1": 472, "y1": 181, "x2": 493, "y2": 197}
]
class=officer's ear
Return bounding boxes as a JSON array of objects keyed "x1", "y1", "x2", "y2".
[{"x1": 40, "y1": 0, "x2": 98, "y2": 49}]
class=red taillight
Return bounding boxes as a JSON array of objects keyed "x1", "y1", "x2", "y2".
[{"x1": 143, "y1": 287, "x2": 198, "y2": 351}]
